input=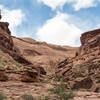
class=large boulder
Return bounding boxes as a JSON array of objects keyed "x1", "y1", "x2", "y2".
[{"x1": 0, "y1": 67, "x2": 8, "y2": 81}]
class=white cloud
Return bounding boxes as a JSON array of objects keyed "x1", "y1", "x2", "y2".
[
  {"x1": 37, "y1": 0, "x2": 73, "y2": 10},
  {"x1": 0, "y1": 5, "x2": 25, "y2": 36},
  {"x1": 74, "y1": 0, "x2": 96, "y2": 11},
  {"x1": 36, "y1": 12, "x2": 82, "y2": 46},
  {"x1": 37, "y1": 0, "x2": 99, "y2": 11}
]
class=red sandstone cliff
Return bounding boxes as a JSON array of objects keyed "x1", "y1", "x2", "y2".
[
  {"x1": 0, "y1": 22, "x2": 14, "y2": 50},
  {"x1": 0, "y1": 21, "x2": 100, "y2": 99},
  {"x1": 56, "y1": 28, "x2": 100, "y2": 92},
  {"x1": 12, "y1": 36, "x2": 78, "y2": 72}
]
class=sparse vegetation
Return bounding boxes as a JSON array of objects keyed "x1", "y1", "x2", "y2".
[
  {"x1": 0, "y1": 58, "x2": 7, "y2": 68},
  {"x1": 0, "y1": 57, "x2": 21, "y2": 66},
  {"x1": 38, "y1": 95, "x2": 50, "y2": 100},
  {"x1": 0, "y1": 57, "x2": 22, "y2": 71},
  {"x1": 44, "y1": 96, "x2": 50, "y2": 100},
  {"x1": 48, "y1": 80, "x2": 75, "y2": 100},
  {"x1": 21, "y1": 94, "x2": 35, "y2": 100},
  {"x1": 0, "y1": 93, "x2": 7, "y2": 100}
]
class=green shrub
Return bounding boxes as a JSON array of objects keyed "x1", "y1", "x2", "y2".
[
  {"x1": 60, "y1": 92, "x2": 75, "y2": 100},
  {"x1": 38, "y1": 95, "x2": 50, "y2": 100},
  {"x1": 48, "y1": 80, "x2": 75, "y2": 100},
  {"x1": 0, "y1": 93, "x2": 7, "y2": 100},
  {"x1": 44, "y1": 96, "x2": 50, "y2": 100},
  {"x1": 21, "y1": 94, "x2": 35, "y2": 100}
]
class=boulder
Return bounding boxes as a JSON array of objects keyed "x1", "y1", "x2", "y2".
[
  {"x1": 0, "y1": 68, "x2": 8, "y2": 81},
  {"x1": 20, "y1": 70, "x2": 38, "y2": 82}
]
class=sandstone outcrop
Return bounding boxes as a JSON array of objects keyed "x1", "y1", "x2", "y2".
[
  {"x1": 0, "y1": 22, "x2": 14, "y2": 50},
  {"x1": 56, "y1": 29, "x2": 100, "y2": 92},
  {"x1": 12, "y1": 37, "x2": 78, "y2": 72},
  {"x1": 1, "y1": 20, "x2": 100, "y2": 100},
  {"x1": 0, "y1": 22, "x2": 46, "y2": 83},
  {"x1": 0, "y1": 64, "x2": 46, "y2": 82},
  {"x1": 0, "y1": 22, "x2": 33, "y2": 65},
  {"x1": 20, "y1": 65, "x2": 46, "y2": 82},
  {"x1": 0, "y1": 67, "x2": 8, "y2": 81},
  {"x1": 79, "y1": 29, "x2": 100, "y2": 55}
]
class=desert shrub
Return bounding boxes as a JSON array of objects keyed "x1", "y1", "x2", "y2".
[
  {"x1": 21, "y1": 94, "x2": 35, "y2": 100},
  {"x1": 0, "y1": 58, "x2": 7, "y2": 67},
  {"x1": 0, "y1": 93, "x2": 7, "y2": 100},
  {"x1": 0, "y1": 57, "x2": 21, "y2": 69},
  {"x1": 48, "y1": 80, "x2": 75, "y2": 100},
  {"x1": 44, "y1": 96, "x2": 50, "y2": 100},
  {"x1": 38, "y1": 95, "x2": 50, "y2": 100}
]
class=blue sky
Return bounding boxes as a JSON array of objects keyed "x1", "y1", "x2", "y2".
[{"x1": 0, "y1": 0, "x2": 100, "y2": 46}]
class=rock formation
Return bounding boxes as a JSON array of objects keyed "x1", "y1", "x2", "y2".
[
  {"x1": 79, "y1": 29, "x2": 100, "y2": 55},
  {"x1": 0, "y1": 22, "x2": 14, "y2": 50},
  {"x1": 0, "y1": 22, "x2": 46, "y2": 83},
  {"x1": 0, "y1": 20, "x2": 100, "y2": 99},
  {"x1": 56, "y1": 29, "x2": 100, "y2": 92},
  {"x1": 0, "y1": 10, "x2": 2, "y2": 20},
  {"x1": 12, "y1": 36, "x2": 78, "y2": 72}
]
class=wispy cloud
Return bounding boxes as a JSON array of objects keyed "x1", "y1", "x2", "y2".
[
  {"x1": 37, "y1": 0, "x2": 72, "y2": 10},
  {"x1": 73, "y1": 0, "x2": 97, "y2": 11},
  {"x1": 37, "y1": 0, "x2": 100, "y2": 11}
]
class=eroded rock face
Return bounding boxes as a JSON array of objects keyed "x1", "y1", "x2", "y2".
[
  {"x1": 0, "y1": 65, "x2": 46, "y2": 82},
  {"x1": 0, "y1": 22, "x2": 14, "y2": 50},
  {"x1": 12, "y1": 37, "x2": 78, "y2": 72},
  {"x1": 0, "y1": 22, "x2": 47, "y2": 83},
  {"x1": 0, "y1": 68, "x2": 8, "y2": 81},
  {"x1": 21, "y1": 70, "x2": 38, "y2": 82},
  {"x1": 79, "y1": 29, "x2": 100, "y2": 55},
  {"x1": 0, "y1": 72, "x2": 8, "y2": 81},
  {"x1": 72, "y1": 77, "x2": 93, "y2": 90},
  {"x1": 56, "y1": 29, "x2": 100, "y2": 92},
  {"x1": 80, "y1": 29, "x2": 100, "y2": 45},
  {"x1": 20, "y1": 65, "x2": 46, "y2": 82}
]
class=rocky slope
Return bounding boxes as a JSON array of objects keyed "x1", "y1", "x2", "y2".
[
  {"x1": 56, "y1": 28, "x2": 100, "y2": 92},
  {"x1": 0, "y1": 21, "x2": 100, "y2": 100},
  {"x1": 0, "y1": 22, "x2": 46, "y2": 84},
  {"x1": 0, "y1": 21, "x2": 78, "y2": 99},
  {"x1": 12, "y1": 36, "x2": 78, "y2": 72}
]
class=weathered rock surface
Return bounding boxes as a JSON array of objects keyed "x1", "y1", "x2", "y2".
[
  {"x1": 1, "y1": 21, "x2": 100, "y2": 99},
  {"x1": 79, "y1": 29, "x2": 100, "y2": 55},
  {"x1": 20, "y1": 65, "x2": 46, "y2": 82},
  {"x1": 0, "y1": 22, "x2": 14, "y2": 50},
  {"x1": 73, "y1": 91, "x2": 100, "y2": 100},
  {"x1": 0, "y1": 68, "x2": 8, "y2": 81},
  {"x1": 0, "y1": 65, "x2": 46, "y2": 83},
  {"x1": 0, "y1": 22, "x2": 46, "y2": 83},
  {"x1": 56, "y1": 29, "x2": 100, "y2": 92},
  {"x1": 12, "y1": 37, "x2": 78, "y2": 72},
  {"x1": 0, "y1": 22, "x2": 32, "y2": 65}
]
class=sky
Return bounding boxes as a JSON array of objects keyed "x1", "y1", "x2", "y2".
[{"x1": 0, "y1": 0, "x2": 100, "y2": 46}]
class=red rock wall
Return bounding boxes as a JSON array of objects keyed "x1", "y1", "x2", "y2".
[
  {"x1": 79, "y1": 29, "x2": 100, "y2": 55},
  {"x1": 0, "y1": 22, "x2": 14, "y2": 50}
]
